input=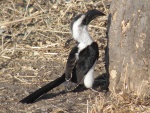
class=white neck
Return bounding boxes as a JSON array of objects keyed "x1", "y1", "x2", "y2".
[
  {"x1": 72, "y1": 25, "x2": 93, "y2": 46},
  {"x1": 72, "y1": 15, "x2": 93, "y2": 46}
]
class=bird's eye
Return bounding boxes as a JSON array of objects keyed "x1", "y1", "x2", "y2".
[{"x1": 82, "y1": 18, "x2": 87, "y2": 25}]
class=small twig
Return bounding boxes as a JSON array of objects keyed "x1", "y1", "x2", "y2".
[
  {"x1": 13, "y1": 75, "x2": 28, "y2": 83},
  {"x1": 24, "y1": 0, "x2": 31, "y2": 17},
  {"x1": 61, "y1": 4, "x2": 71, "y2": 18},
  {"x1": 89, "y1": 25, "x2": 107, "y2": 30},
  {"x1": 36, "y1": 2, "x2": 45, "y2": 12},
  {"x1": 17, "y1": 76, "x2": 37, "y2": 78},
  {"x1": 36, "y1": 29, "x2": 70, "y2": 34},
  {"x1": 0, "y1": 56, "x2": 11, "y2": 59},
  {"x1": 102, "y1": 0, "x2": 107, "y2": 13},
  {"x1": 23, "y1": 28, "x2": 32, "y2": 40},
  {"x1": 10, "y1": 0, "x2": 16, "y2": 12},
  {"x1": 1, "y1": 36, "x2": 4, "y2": 52},
  {"x1": 44, "y1": 53, "x2": 58, "y2": 55},
  {"x1": 6, "y1": 7, "x2": 21, "y2": 15},
  {"x1": 0, "y1": 15, "x2": 39, "y2": 26},
  {"x1": 0, "y1": 10, "x2": 46, "y2": 26},
  {"x1": 87, "y1": 100, "x2": 89, "y2": 113}
]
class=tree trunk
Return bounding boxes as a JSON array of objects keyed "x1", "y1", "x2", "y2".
[{"x1": 108, "y1": 0, "x2": 150, "y2": 96}]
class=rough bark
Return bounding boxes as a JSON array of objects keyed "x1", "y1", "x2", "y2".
[{"x1": 108, "y1": 0, "x2": 150, "y2": 96}]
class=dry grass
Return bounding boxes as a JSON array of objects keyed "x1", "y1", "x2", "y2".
[
  {"x1": 0, "y1": 0, "x2": 150, "y2": 113},
  {"x1": 0, "y1": 0, "x2": 107, "y2": 66},
  {"x1": 87, "y1": 91, "x2": 150, "y2": 113},
  {"x1": 0, "y1": 0, "x2": 107, "y2": 83}
]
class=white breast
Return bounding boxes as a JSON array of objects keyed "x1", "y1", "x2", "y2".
[
  {"x1": 84, "y1": 61, "x2": 97, "y2": 88},
  {"x1": 75, "y1": 42, "x2": 87, "y2": 60}
]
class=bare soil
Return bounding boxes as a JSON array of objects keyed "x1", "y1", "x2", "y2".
[{"x1": 0, "y1": 44, "x2": 107, "y2": 113}]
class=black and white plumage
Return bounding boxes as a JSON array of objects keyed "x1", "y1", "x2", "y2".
[
  {"x1": 20, "y1": 9, "x2": 105, "y2": 104},
  {"x1": 65, "y1": 9, "x2": 105, "y2": 90},
  {"x1": 65, "y1": 42, "x2": 99, "y2": 91}
]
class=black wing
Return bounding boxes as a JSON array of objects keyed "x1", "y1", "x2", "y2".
[
  {"x1": 75, "y1": 42, "x2": 99, "y2": 84},
  {"x1": 65, "y1": 46, "x2": 78, "y2": 81},
  {"x1": 65, "y1": 42, "x2": 99, "y2": 91}
]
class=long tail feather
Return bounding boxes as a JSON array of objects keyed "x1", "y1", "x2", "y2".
[{"x1": 20, "y1": 74, "x2": 65, "y2": 104}]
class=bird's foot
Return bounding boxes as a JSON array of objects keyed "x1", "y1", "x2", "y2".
[
  {"x1": 65, "y1": 81, "x2": 78, "y2": 91},
  {"x1": 90, "y1": 88, "x2": 100, "y2": 93}
]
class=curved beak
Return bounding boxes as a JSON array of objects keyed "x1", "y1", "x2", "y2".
[{"x1": 82, "y1": 9, "x2": 105, "y2": 25}]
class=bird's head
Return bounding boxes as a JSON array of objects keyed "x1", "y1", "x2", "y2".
[{"x1": 70, "y1": 9, "x2": 105, "y2": 43}]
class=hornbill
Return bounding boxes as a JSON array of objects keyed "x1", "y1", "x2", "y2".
[{"x1": 20, "y1": 9, "x2": 105, "y2": 104}]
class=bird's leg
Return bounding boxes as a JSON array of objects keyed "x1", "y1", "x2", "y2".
[
  {"x1": 90, "y1": 88, "x2": 100, "y2": 93},
  {"x1": 65, "y1": 81, "x2": 78, "y2": 91}
]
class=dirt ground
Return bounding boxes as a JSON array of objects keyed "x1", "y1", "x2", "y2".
[
  {"x1": 0, "y1": 0, "x2": 150, "y2": 113},
  {"x1": 0, "y1": 45, "x2": 107, "y2": 113}
]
